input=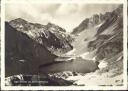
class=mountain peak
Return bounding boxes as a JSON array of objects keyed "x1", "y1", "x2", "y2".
[
  {"x1": 46, "y1": 22, "x2": 66, "y2": 32},
  {"x1": 10, "y1": 18, "x2": 28, "y2": 24}
]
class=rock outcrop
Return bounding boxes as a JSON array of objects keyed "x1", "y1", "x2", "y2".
[{"x1": 5, "y1": 74, "x2": 73, "y2": 86}]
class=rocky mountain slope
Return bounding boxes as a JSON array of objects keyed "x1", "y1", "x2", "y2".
[
  {"x1": 9, "y1": 18, "x2": 73, "y2": 55},
  {"x1": 65, "y1": 5, "x2": 123, "y2": 86},
  {"x1": 88, "y1": 5, "x2": 123, "y2": 71},
  {"x1": 5, "y1": 20, "x2": 73, "y2": 77},
  {"x1": 71, "y1": 12, "x2": 111, "y2": 35},
  {"x1": 71, "y1": 5, "x2": 123, "y2": 64},
  {"x1": 5, "y1": 22, "x2": 57, "y2": 76}
]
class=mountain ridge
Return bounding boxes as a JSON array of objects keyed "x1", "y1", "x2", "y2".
[{"x1": 9, "y1": 18, "x2": 73, "y2": 55}]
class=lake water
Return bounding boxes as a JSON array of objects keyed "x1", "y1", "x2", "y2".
[{"x1": 39, "y1": 57, "x2": 98, "y2": 74}]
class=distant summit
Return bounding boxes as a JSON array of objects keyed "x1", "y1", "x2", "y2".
[{"x1": 71, "y1": 5, "x2": 123, "y2": 35}]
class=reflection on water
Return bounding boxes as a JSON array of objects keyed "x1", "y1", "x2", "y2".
[{"x1": 39, "y1": 57, "x2": 98, "y2": 74}]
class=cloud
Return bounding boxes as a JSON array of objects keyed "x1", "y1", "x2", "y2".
[
  {"x1": 5, "y1": 2, "x2": 119, "y2": 32},
  {"x1": 56, "y1": 4, "x2": 78, "y2": 15},
  {"x1": 78, "y1": 4, "x2": 119, "y2": 17}
]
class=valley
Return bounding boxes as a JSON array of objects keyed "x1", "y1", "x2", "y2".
[{"x1": 5, "y1": 5, "x2": 123, "y2": 86}]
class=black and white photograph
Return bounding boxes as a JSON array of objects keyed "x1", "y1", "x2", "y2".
[{"x1": 1, "y1": 0, "x2": 127, "y2": 90}]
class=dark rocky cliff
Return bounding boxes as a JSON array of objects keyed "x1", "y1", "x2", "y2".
[{"x1": 5, "y1": 22, "x2": 58, "y2": 77}]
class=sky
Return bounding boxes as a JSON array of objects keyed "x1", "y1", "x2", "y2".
[{"x1": 5, "y1": 1, "x2": 120, "y2": 32}]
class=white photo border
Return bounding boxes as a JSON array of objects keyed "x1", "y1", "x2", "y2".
[{"x1": 1, "y1": 0, "x2": 127, "y2": 90}]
